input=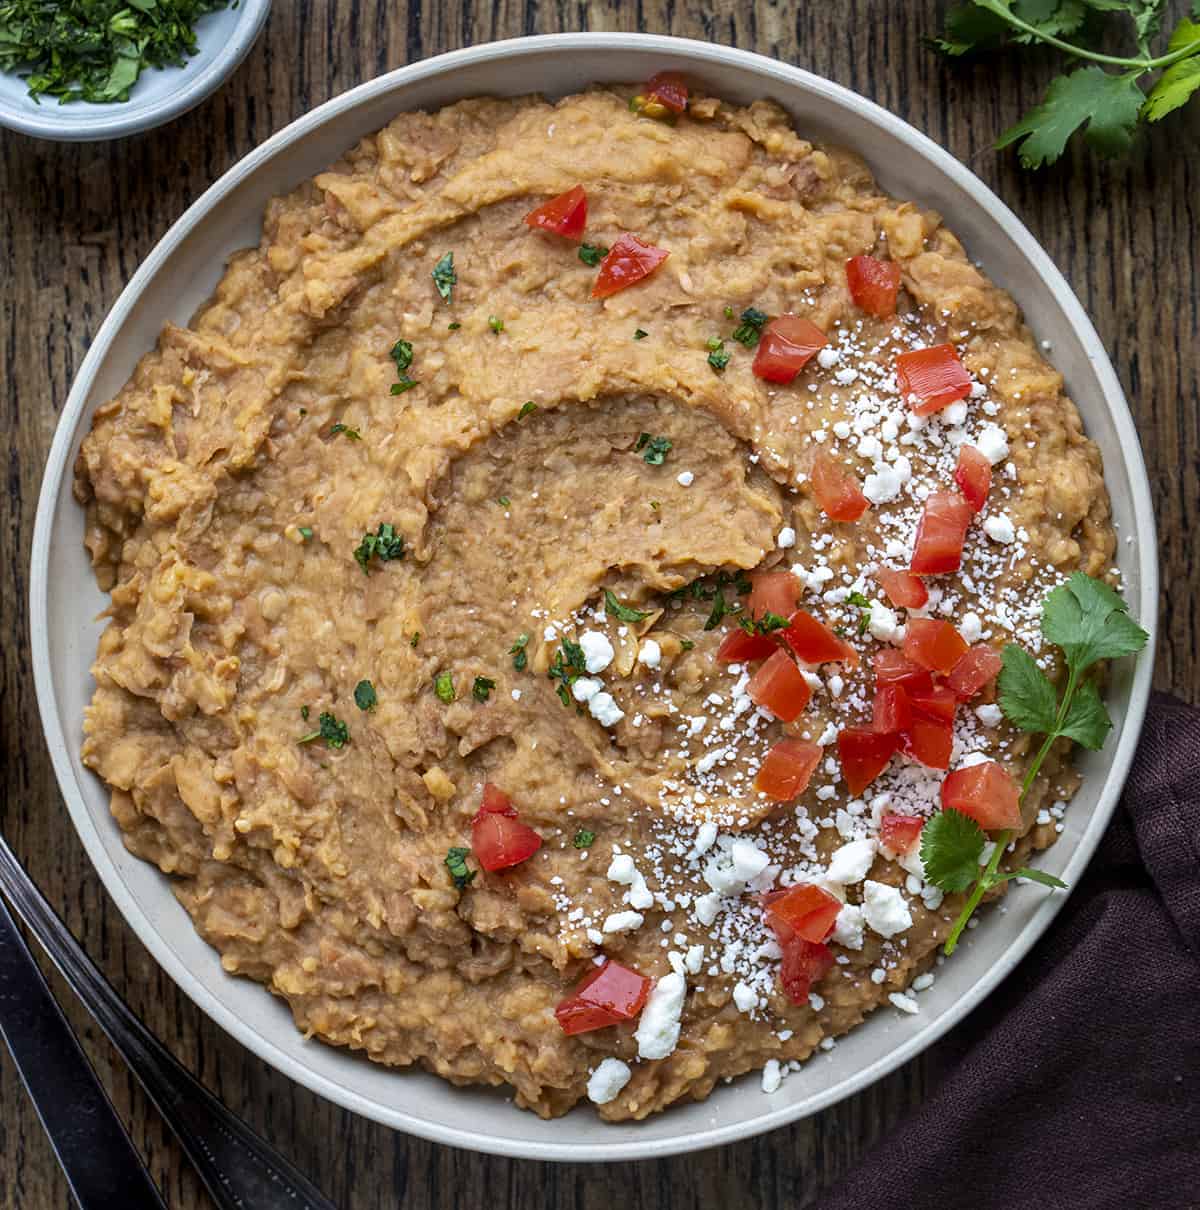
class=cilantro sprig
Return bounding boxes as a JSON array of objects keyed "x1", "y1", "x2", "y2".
[
  {"x1": 604, "y1": 589, "x2": 650, "y2": 623},
  {"x1": 298, "y1": 711, "x2": 350, "y2": 749},
  {"x1": 548, "y1": 639, "x2": 588, "y2": 707},
  {"x1": 921, "y1": 573, "x2": 1147, "y2": 954},
  {"x1": 936, "y1": 1, "x2": 1200, "y2": 167}
]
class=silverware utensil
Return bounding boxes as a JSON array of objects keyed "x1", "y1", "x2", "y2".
[{"x1": 0, "y1": 832, "x2": 339, "y2": 1210}]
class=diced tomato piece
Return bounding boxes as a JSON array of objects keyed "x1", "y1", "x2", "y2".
[
  {"x1": 873, "y1": 649, "x2": 934, "y2": 696},
  {"x1": 811, "y1": 452, "x2": 870, "y2": 523},
  {"x1": 777, "y1": 935, "x2": 834, "y2": 1004},
  {"x1": 752, "y1": 314, "x2": 827, "y2": 384},
  {"x1": 954, "y1": 444, "x2": 992, "y2": 513},
  {"x1": 748, "y1": 649, "x2": 812, "y2": 722},
  {"x1": 947, "y1": 644, "x2": 1004, "y2": 700},
  {"x1": 838, "y1": 727, "x2": 900, "y2": 796},
  {"x1": 901, "y1": 715, "x2": 953, "y2": 770},
  {"x1": 903, "y1": 617, "x2": 969, "y2": 674},
  {"x1": 908, "y1": 684, "x2": 958, "y2": 724},
  {"x1": 876, "y1": 566, "x2": 928, "y2": 610},
  {"x1": 845, "y1": 255, "x2": 902, "y2": 318},
  {"x1": 554, "y1": 960, "x2": 653, "y2": 1035},
  {"x1": 764, "y1": 883, "x2": 842, "y2": 944},
  {"x1": 910, "y1": 491, "x2": 974, "y2": 575},
  {"x1": 941, "y1": 761, "x2": 1022, "y2": 831},
  {"x1": 471, "y1": 811, "x2": 542, "y2": 871},
  {"x1": 479, "y1": 782, "x2": 516, "y2": 815},
  {"x1": 872, "y1": 684, "x2": 912, "y2": 735},
  {"x1": 755, "y1": 738, "x2": 822, "y2": 801},
  {"x1": 644, "y1": 70, "x2": 689, "y2": 113},
  {"x1": 783, "y1": 609, "x2": 858, "y2": 667},
  {"x1": 896, "y1": 344, "x2": 972, "y2": 416},
  {"x1": 716, "y1": 627, "x2": 777, "y2": 664},
  {"x1": 592, "y1": 234, "x2": 669, "y2": 299},
  {"x1": 522, "y1": 185, "x2": 588, "y2": 241},
  {"x1": 748, "y1": 570, "x2": 803, "y2": 621},
  {"x1": 880, "y1": 812, "x2": 925, "y2": 855}
]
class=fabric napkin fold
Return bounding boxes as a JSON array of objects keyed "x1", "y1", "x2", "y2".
[{"x1": 817, "y1": 693, "x2": 1200, "y2": 1210}]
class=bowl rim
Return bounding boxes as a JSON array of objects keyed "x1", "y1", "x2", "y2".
[
  {"x1": 0, "y1": 0, "x2": 272, "y2": 142},
  {"x1": 29, "y1": 31, "x2": 1158, "y2": 1160}
]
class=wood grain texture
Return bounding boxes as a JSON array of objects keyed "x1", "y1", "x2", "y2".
[{"x1": 1, "y1": 2, "x2": 1196, "y2": 1206}]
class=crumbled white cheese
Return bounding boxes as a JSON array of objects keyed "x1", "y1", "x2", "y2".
[
  {"x1": 676, "y1": 471, "x2": 695, "y2": 487},
  {"x1": 888, "y1": 992, "x2": 920, "y2": 1015},
  {"x1": 825, "y1": 839, "x2": 878, "y2": 885},
  {"x1": 911, "y1": 973, "x2": 935, "y2": 992},
  {"x1": 777, "y1": 526, "x2": 797, "y2": 549},
  {"x1": 975, "y1": 703, "x2": 1003, "y2": 727},
  {"x1": 863, "y1": 465, "x2": 904, "y2": 505},
  {"x1": 816, "y1": 347, "x2": 841, "y2": 369},
  {"x1": 602, "y1": 910, "x2": 644, "y2": 934},
  {"x1": 694, "y1": 891, "x2": 722, "y2": 925},
  {"x1": 691, "y1": 822, "x2": 718, "y2": 857},
  {"x1": 983, "y1": 514, "x2": 1016, "y2": 544},
  {"x1": 637, "y1": 639, "x2": 662, "y2": 669},
  {"x1": 959, "y1": 611, "x2": 983, "y2": 643},
  {"x1": 572, "y1": 676, "x2": 603, "y2": 703},
  {"x1": 684, "y1": 945, "x2": 705, "y2": 974},
  {"x1": 832, "y1": 903, "x2": 865, "y2": 950},
  {"x1": 761, "y1": 1059, "x2": 783, "y2": 1093},
  {"x1": 862, "y1": 880, "x2": 913, "y2": 938},
  {"x1": 868, "y1": 600, "x2": 901, "y2": 643},
  {"x1": 588, "y1": 691, "x2": 625, "y2": 727},
  {"x1": 587, "y1": 1058, "x2": 632, "y2": 1105},
  {"x1": 976, "y1": 423, "x2": 1010, "y2": 465},
  {"x1": 579, "y1": 630, "x2": 615, "y2": 674},
  {"x1": 732, "y1": 982, "x2": 758, "y2": 1013},
  {"x1": 635, "y1": 972, "x2": 686, "y2": 1059},
  {"x1": 730, "y1": 839, "x2": 770, "y2": 883}
]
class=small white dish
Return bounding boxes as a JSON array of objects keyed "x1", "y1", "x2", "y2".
[
  {"x1": 30, "y1": 33, "x2": 1157, "y2": 1160},
  {"x1": 0, "y1": 0, "x2": 271, "y2": 142}
]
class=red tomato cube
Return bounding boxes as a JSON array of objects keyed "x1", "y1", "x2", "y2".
[
  {"x1": 716, "y1": 627, "x2": 778, "y2": 664},
  {"x1": 752, "y1": 314, "x2": 827, "y2": 383},
  {"x1": 592, "y1": 234, "x2": 669, "y2": 299},
  {"x1": 837, "y1": 727, "x2": 900, "y2": 796},
  {"x1": 947, "y1": 644, "x2": 1004, "y2": 700},
  {"x1": 953, "y1": 443, "x2": 992, "y2": 513},
  {"x1": 880, "y1": 812, "x2": 925, "y2": 856},
  {"x1": 873, "y1": 684, "x2": 912, "y2": 735},
  {"x1": 896, "y1": 344, "x2": 972, "y2": 415},
  {"x1": 479, "y1": 782, "x2": 516, "y2": 815},
  {"x1": 901, "y1": 715, "x2": 953, "y2": 770},
  {"x1": 748, "y1": 649, "x2": 812, "y2": 722},
  {"x1": 811, "y1": 452, "x2": 870, "y2": 522},
  {"x1": 523, "y1": 184, "x2": 588, "y2": 241},
  {"x1": 845, "y1": 255, "x2": 902, "y2": 318},
  {"x1": 472, "y1": 811, "x2": 542, "y2": 871},
  {"x1": 748, "y1": 569, "x2": 803, "y2": 621},
  {"x1": 644, "y1": 70, "x2": 689, "y2": 112},
  {"x1": 783, "y1": 609, "x2": 858, "y2": 666},
  {"x1": 554, "y1": 960, "x2": 653, "y2": 1035},
  {"x1": 903, "y1": 617, "x2": 969, "y2": 674},
  {"x1": 755, "y1": 738, "x2": 822, "y2": 801},
  {"x1": 778, "y1": 936, "x2": 835, "y2": 1005},
  {"x1": 907, "y1": 684, "x2": 958, "y2": 724},
  {"x1": 910, "y1": 491, "x2": 974, "y2": 575},
  {"x1": 941, "y1": 761, "x2": 1022, "y2": 831},
  {"x1": 873, "y1": 649, "x2": 934, "y2": 695},
  {"x1": 876, "y1": 566, "x2": 928, "y2": 609},
  {"x1": 763, "y1": 883, "x2": 842, "y2": 944}
]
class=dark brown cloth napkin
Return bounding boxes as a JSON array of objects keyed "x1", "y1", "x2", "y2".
[{"x1": 818, "y1": 693, "x2": 1200, "y2": 1210}]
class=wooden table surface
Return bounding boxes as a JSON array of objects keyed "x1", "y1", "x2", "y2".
[{"x1": 2, "y1": 2, "x2": 1197, "y2": 1206}]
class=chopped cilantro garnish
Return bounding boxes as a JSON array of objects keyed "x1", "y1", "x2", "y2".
[
  {"x1": 432, "y1": 252, "x2": 456, "y2": 303},
  {"x1": 389, "y1": 339, "x2": 418, "y2": 395},
  {"x1": 300, "y1": 705, "x2": 310, "y2": 720},
  {"x1": 633, "y1": 328, "x2": 649, "y2": 340},
  {"x1": 707, "y1": 338, "x2": 731, "y2": 372},
  {"x1": 298, "y1": 526, "x2": 313, "y2": 541},
  {"x1": 410, "y1": 632, "x2": 420, "y2": 647},
  {"x1": 330, "y1": 422, "x2": 361, "y2": 440},
  {"x1": 731, "y1": 307, "x2": 769, "y2": 347},
  {"x1": 448, "y1": 321, "x2": 461, "y2": 330},
  {"x1": 740, "y1": 611, "x2": 789, "y2": 635},
  {"x1": 548, "y1": 639, "x2": 587, "y2": 708},
  {"x1": 847, "y1": 590, "x2": 872, "y2": 636},
  {"x1": 679, "y1": 638, "x2": 695, "y2": 651},
  {"x1": 488, "y1": 315, "x2": 504, "y2": 334},
  {"x1": 433, "y1": 671, "x2": 456, "y2": 703},
  {"x1": 472, "y1": 676, "x2": 496, "y2": 702},
  {"x1": 353, "y1": 523, "x2": 405, "y2": 573},
  {"x1": 298, "y1": 711, "x2": 349, "y2": 749},
  {"x1": 604, "y1": 589, "x2": 650, "y2": 623},
  {"x1": 498, "y1": 495, "x2": 511, "y2": 507},
  {"x1": 354, "y1": 680, "x2": 377, "y2": 711},
  {"x1": 635, "y1": 433, "x2": 673, "y2": 466},
  {"x1": 518, "y1": 400, "x2": 538, "y2": 420},
  {"x1": 578, "y1": 243, "x2": 608, "y2": 267},
  {"x1": 444, "y1": 846, "x2": 475, "y2": 890},
  {"x1": 572, "y1": 829, "x2": 596, "y2": 849},
  {"x1": 723, "y1": 305, "x2": 735, "y2": 319},
  {"x1": 509, "y1": 633, "x2": 530, "y2": 671}
]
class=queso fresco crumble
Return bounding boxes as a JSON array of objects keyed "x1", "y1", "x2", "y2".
[{"x1": 74, "y1": 73, "x2": 1140, "y2": 1121}]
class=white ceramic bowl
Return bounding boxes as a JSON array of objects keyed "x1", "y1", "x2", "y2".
[
  {"x1": 30, "y1": 33, "x2": 1157, "y2": 1160},
  {"x1": 0, "y1": 0, "x2": 271, "y2": 142}
]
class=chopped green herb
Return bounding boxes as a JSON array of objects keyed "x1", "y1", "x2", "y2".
[
  {"x1": 329, "y1": 422, "x2": 361, "y2": 440},
  {"x1": 448, "y1": 321, "x2": 461, "y2": 330},
  {"x1": 354, "y1": 523, "x2": 405, "y2": 573},
  {"x1": 432, "y1": 252, "x2": 456, "y2": 303},
  {"x1": 389, "y1": 339, "x2": 418, "y2": 396},
  {"x1": 635, "y1": 433, "x2": 673, "y2": 466},
  {"x1": 509, "y1": 633, "x2": 530, "y2": 672},
  {"x1": 433, "y1": 671, "x2": 456, "y2": 703},
  {"x1": 410, "y1": 632, "x2": 420, "y2": 648},
  {"x1": 354, "y1": 680, "x2": 377, "y2": 711},
  {"x1": 298, "y1": 526, "x2": 313, "y2": 542},
  {"x1": 572, "y1": 829, "x2": 596, "y2": 849},
  {"x1": 679, "y1": 638, "x2": 695, "y2": 651},
  {"x1": 518, "y1": 400, "x2": 538, "y2": 420},
  {"x1": 472, "y1": 676, "x2": 496, "y2": 702},
  {"x1": 498, "y1": 495, "x2": 511, "y2": 507},
  {"x1": 739, "y1": 611, "x2": 789, "y2": 636},
  {"x1": 298, "y1": 407, "x2": 308, "y2": 416},
  {"x1": 298, "y1": 711, "x2": 349, "y2": 749},
  {"x1": 488, "y1": 315, "x2": 505, "y2": 334},
  {"x1": 604, "y1": 589, "x2": 650, "y2": 623},
  {"x1": 723, "y1": 305, "x2": 735, "y2": 320},
  {"x1": 707, "y1": 339, "x2": 731, "y2": 372},
  {"x1": 731, "y1": 307, "x2": 769, "y2": 348},
  {"x1": 847, "y1": 590, "x2": 872, "y2": 636},
  {"x1": 444, "y1": 846, "x2": 475, "y2": 890},
  {"x1": 548, "y1": 639, "x2": 588, "y2": 708},
  {"x1": 300, "y1": 705, "x2": 310, "y2": 720},
  {"x1": 579, "y1": 243, "x2": 608, "y2": 267},
  {"x1": 633, "y1": 328, "x2": 649, "y2": 340},
  {"x1": 650, "y1": 500, "x2": 660, "y2": 511}
]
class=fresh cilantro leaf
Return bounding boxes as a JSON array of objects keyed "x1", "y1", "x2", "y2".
[
  {"x1": 518, "y1": 400, "x2": 537, "y2": 420},
  {"x1": 572, "y1": 829, "x2": 596, "y2": 849},
  {"x1": 997, "y1": 643, "x2": 1059, "y2": 734},
  {"x1": 921, "y1": 808, "x2": 988, "y2": 893},
  {"x1": 298, "y1": 711, "x2": 349, "y2": 749},
  {"x1": 724, "y1": 305, "x2": 735, "y2": 319},
  {"x1": 636, "y1": 434, "x2": 672, "y2": 466},
  {"x1": 579, "y1": 243, "x2": 608, "y2": 267},
  {"x1": 1144, "y1": 18, "x2": 1200, "y2": 118},
  {"x1": 389, "y1": 339, "x2": 418, "y2": 395},
  {"x1": 448, "y1": 321, "x2": 462, "y2": 330},
  {"x1": 633, "y1": 328, "x2": 649, "y2": 340},
  {"x1": 432, "y1": 252, "x2": 456, "y2": 302},
  {"x1": 1041, "y1": 571, "x2": 1149, "y2": 672},
  {"x1": 298, "y1": 526, "x2": 313, "y2": 541},
  {"x1": 354, "y1": 680, "x2": 377, "y2": 711},
  {"x1": 996, "y1": 66, "x2": 1145, "y2": 166},
  {"x1": 330, "y1": 422, "x2": 361, "y2": 440},
  {"x1": 498, "y1": 495, "x2": 511, "y2": 507},
  {"x1": 679, "y1": 638, "x2": 695, "y2": 651},
  {"x1": 433, "y1": 671, "x2": 456, "y2": 703},
  {"x1": 605, "y1": 589, "x2": 650, "y2": 623},
  {"x1": 707, "y1": 339, "x2": 731, "y2": 372},
  {"x1": 703, "y1": 593, "x2": 730, "y2": 631},
  {"x1": 1009, "y1": 0, "x2": 1089, "y2": 43},
  {"x1": 300, "y1": 705, "x2": 310, "y2": 720},
  {"x1": 488, "y1": 315, "x2": 504, "y2": 334},
  {"x1": 1003, "y1": 866, "x2": 1069, "y2": 888},
  {"x1": 1057, "y1": 676, "x2": 1113, "y2": 749},
  {"x1": 410, "y1": 632, "x2": 420, "y2": 647},
  {"x1": 509, "y1": 633, "x2": 530, "y2": 671},
  {"x1": 472, "y1": 675, "x2": 496, "y2": 702},
  {"x1": 354, "y1": 523, "x2": 405, "y2": 573},
  {"x1": 445, "y1": 846, "x2": 475, "y2": 890},
  {"x1": 731, "y1": 307, "x2": 769, "y2": 347},
  {"x1": 934, "y1": 1, "x2": 1012, "y2": 54}
]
